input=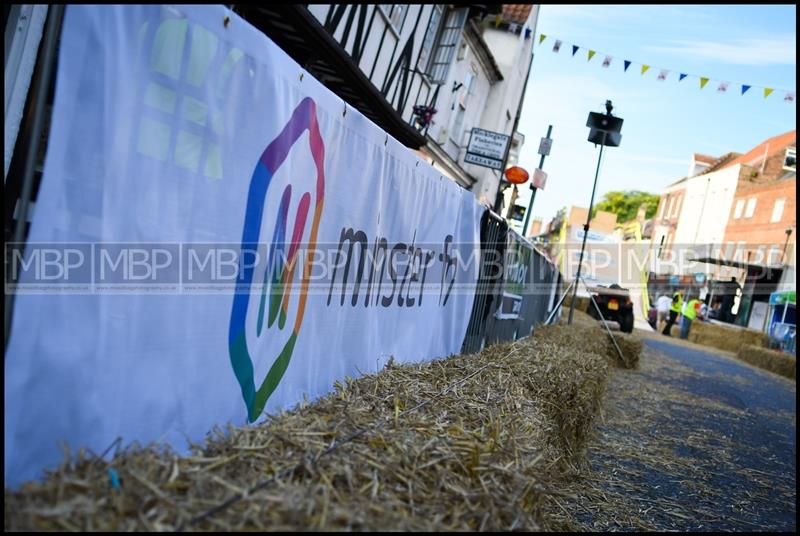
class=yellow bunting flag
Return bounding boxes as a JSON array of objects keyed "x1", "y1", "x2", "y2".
[
  {"x1": 588, "y1": 50, "x2": 596, "y2": 61},
  {"x1": 764, "y1": 88, "x2": 774, "y2": 98},
  {"x1": 641, "y1": 65, "x2": 650, "y2": 75},
  {"x1": 700, "y1": 77, "x2": 709, "y2": 89},
  {"x1": 495, "y1": 15, "x2": 502, "y2": 28},
  {"x1": 539, "y1": 33, "x2": 546, "y2": 44}
]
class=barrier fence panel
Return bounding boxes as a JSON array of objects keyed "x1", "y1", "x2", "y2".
[
  {"x1": 461, "y1": 211, "x2": 561, "y2": 354},
  {"x1": 460, "y1": 210, "x2": 508, "y2": 354}
]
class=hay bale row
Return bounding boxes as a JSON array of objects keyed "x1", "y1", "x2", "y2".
[
  {"x1": 543, "y1": 314, "x2": 642, "y2": 370},
  {"x1": 688, "y1": 321, "x2": 770, "y2": 353},
  {"x1": 735, "y1": 345, "x2": 796, "y2": 380},
  {"x1": 5, "y1": 327, "x2": 610, "y2": 532},
  {"x1": 562, "y1": 294, "x2": 590, "y2": 313}
]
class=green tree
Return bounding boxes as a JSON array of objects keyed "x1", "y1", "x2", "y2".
[{"x1": 592, "y1": 190, "x2": 660, "y2": 223}]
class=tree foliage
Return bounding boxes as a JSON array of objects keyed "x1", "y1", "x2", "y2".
[{"x1": 592, "y1": 190, "x2": 660, "y2": 223}]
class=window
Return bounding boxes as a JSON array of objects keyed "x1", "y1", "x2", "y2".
[
  {"x1": 673, "y1": 196, "x2": 681, "y2": 218},
  {"x1": 417, "y1": 5, "x2": 443, "y2": 73},
  {"x1": 784, "y1": 147, "x2": 796, "y2": 171},
  {"x1": 657, "y1": 198, "x2": 665, "y2": 219},
  {"x1": 379, "y1": 5, "x2": 408, "y2": 33},
  {"x1": 426, "y1": 7, "x2": 469, "y2": 83},
  {"x1": 667, "y1": 197, "x2": 675, "y2": 219},
  {"x1": 771, "y1": 198, "x2": 785, "y2": 223},
  {"x1": 745, "y1": 198, "x2": 757, "y2": 218},
  {"x1": 733, "y1": 199, "x2": 744, "y2": 219}
]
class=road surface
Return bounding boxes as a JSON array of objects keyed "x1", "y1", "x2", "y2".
[{"x1": 556, "y1": 334, "x2": 796, "y2": 531}]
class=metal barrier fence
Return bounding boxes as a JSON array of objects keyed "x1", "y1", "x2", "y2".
[{"x1": 461, "y1": 209, "x2": 562, "y2": 354}]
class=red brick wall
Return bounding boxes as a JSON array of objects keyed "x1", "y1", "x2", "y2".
[{"x1": 724, "y1": 178, "x2": 796, "y2": 260}]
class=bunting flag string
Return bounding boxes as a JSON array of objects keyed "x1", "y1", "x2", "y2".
[{"x1": 536, "y1": 34, "x2": 795, "y2": 102}]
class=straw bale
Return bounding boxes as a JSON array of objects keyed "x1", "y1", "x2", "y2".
[
  {"x1": 546, "y1": 311, "x2": 641, "y2": 369},
  {"x1": 735, "y1": 345, "x2": 796, "y2": 380},
  {"x1": 5, "y1": 326, "x2": 610, "y2": 532},
  {"x1": 688, "y1": 321, "x2": 770, "y2": 353}
]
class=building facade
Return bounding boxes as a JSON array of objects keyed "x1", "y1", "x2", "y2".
[
  {"x1": 241, "y1": 4, "x2": 540, "y2": 209},
  {"x1": 646, "y1": 130, "x2": 796, "y2": 328}
]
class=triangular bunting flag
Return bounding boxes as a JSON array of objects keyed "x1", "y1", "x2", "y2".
[
  {"x1": 717, "y1": 81, "x2": 729, "y2": 92},
  {"x1": 741, "y1": 85, "x2": 751, "y2": 95},
  {"x1": 623, "y1": 60, "x2": 631, "y2": 72},
  {"x1": 764, "y1": 88, "x2": 774, "y2": 98},
  {"x1": 641, "y1": 65, "x2": 650, "y2": 75},
  {"x1": 679, "y1": 73, "x2": 688, "y2": 81},
  {"x1": 588, "y1": 50, "x2": 596, "y2": 61},
  {"x1": 572, "y1": 45, "x2": 579, "y2": 56},
  {"x1": 539, "y1": 33, "x2": 546, "y2": 45},
  {"x1": 700, "y1": 77, "x2": 709, "y2": 89},
  {"x1": 553, "y1": 39, "x2": 562, "y2": 53},
  {"x1": 602, "y1": 56, "x2": 612, "y2": 68},
  {"x1": 657, "y1": 70, "x2": 669, "y2": 81},
  {"x1": 494, "y1": 14, "x2": 502, "y2": 28},
  {"x1": 785, "y1": 92, "x2": 796, "y2": 103}
]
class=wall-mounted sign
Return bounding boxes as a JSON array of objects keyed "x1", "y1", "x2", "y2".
[
  {"x1": 531, "y1": 168, "x2": 547, "y2": 189},
  {"x1": 538, "y1": 137, "x2": 552, "y2": 156},
  {"x1": 465, "y1": 127, "x2": 510, "y2": 170}
]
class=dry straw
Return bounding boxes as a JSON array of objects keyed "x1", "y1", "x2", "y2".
[
  {"x1": 736, "y1": 344, "x2": 796, "y2": 380},
  {"x1": 688, "y1": 321, "x2": 770, "y2": 353},
  {"x1": 6, "y1": 320, "x2": 618, "y2": 532}
]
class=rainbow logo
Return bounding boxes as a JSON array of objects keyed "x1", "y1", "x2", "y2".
[{"x1": 228, "y1": 98, "x2": 325, "y2": 422}]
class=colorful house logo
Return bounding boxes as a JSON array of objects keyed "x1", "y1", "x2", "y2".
[{"x1": 228, "y1": 98, "x2": 325, "y2": 422}]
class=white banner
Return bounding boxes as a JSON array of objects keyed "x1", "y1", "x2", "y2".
[{"x1": 5, "y1": 5, "x2": 482, "y2": 486}]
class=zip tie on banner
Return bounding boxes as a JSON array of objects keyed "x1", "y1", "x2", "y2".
[{"x1": 108, "y1": 468, "x2": 121, "y2": 489}]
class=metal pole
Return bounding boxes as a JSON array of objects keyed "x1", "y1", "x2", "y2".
[
  {"x1": 544, "y1": 278, "x2": 575, "y2": 325},
  {"x1": 522, "y1": 124, "x2": 552, "y2": 237},
  {"x1": 5, "y1": 5, "x2": 65, "y2": 348},
  {"x1": 582, "y1": 277, "x2": 625, "y2": 362},
  {"x1": 568, "y1": 130, "x2": 606, "y2": 325}
]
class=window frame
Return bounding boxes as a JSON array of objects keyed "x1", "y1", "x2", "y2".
[
  {"x1": 771, "y1": 198, "x2": 785, "y2": 223},
  {"x1": 733, "y1": 199, "x2": 744, "y2": 219},
  {"x1": 784, "y1": 147, "x2": 796, "y2": 171},
  {"x1": 744, "y1": 198, "x2": 757, "y2": 218}
]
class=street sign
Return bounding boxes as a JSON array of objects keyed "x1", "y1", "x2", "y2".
[
  {"x1": 464, "y1": 152, "x2": 503, "y2": 170},
  {"x1": 531, "y1": 168, "x2": 547, "y2": 189},
  {"x1": 465, "y1": 127, "x2": 509, "y2": 170},
  {"x1": 538, "y1": 137, "x2": 552, "y2": 156}
]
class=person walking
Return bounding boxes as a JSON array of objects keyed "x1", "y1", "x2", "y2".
[
  {"x1": 680, "y1": 295, "x2": 702, "y2": 339},
  {"x1": 656, "y1": 293, "x2": 672, "y2": 332},
  {"x1": 662, "y1": 290, "x2": 683, "y2": 336}
]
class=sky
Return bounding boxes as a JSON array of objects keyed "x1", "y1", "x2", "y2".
[{"x1": 513, "y1": 4, "x2": 797, "y2": 229}]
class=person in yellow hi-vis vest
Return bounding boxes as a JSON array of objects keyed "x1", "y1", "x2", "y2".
[
  {"x1": 662, "y1": 290, "x2": 683, "y2": 336},
  {"x1": 680, "y1": 296, "x2": 702, "y2": 339}
]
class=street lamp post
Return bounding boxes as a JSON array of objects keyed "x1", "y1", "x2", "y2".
[
  {"x1": 568, "y1": 100, "x2": 623, "y2": 325},
  {"x1": 522, "y1": 124, "x2": 553, "y2": 238},
  {"x1": 782, "y1": 227, "x2": 793, "y2": 265}
]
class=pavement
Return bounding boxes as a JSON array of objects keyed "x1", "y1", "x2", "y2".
[{"x1": 563, "y1": 332, "x2": 796, "y2": 531}]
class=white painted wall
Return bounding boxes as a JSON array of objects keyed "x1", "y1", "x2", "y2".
[
  {"x1": 674, "y1": 164, "x2": 740, "y2": 246},
  {"x1": 471, "y1": 7, "x2": 539, "y2": 205},
  {"x1": 305, "y1": 5, "x2": 541, "y2": 205}
]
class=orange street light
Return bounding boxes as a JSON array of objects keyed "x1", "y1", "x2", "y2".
[{"x1": 504, "y1": 166, "x2": 529, "y2": 184}]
